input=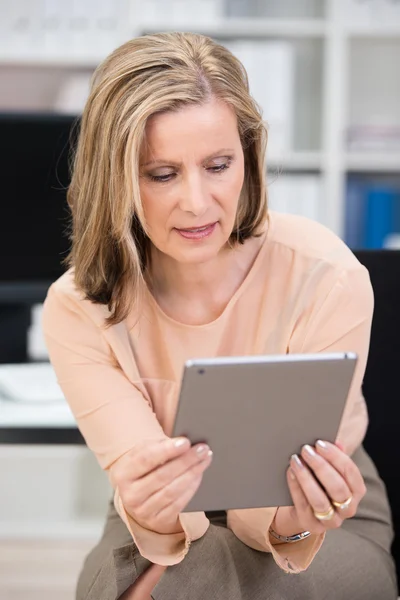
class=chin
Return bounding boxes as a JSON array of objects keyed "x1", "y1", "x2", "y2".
[
  {"x1": 174, "y1": 245, "x2": 221, "y2": 265},
  {"x1": 172, "y1": 233, "x2": 231, "y2": 264}
]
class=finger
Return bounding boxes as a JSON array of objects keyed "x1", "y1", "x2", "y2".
[
  {"x1": 286, "y1": 468, "x2": 321, "y2": 532},
  {"x1": 300, "y1": 444, "x2": 352, "y2": 511},
  {"x1": 136, "y1": 451, "x2": 213, "y2": 521},
  {"x1": 315, "y1": 440, "x2": 367, "y2": 511},
  {"x1": 128, "y1": 443, "x2": 212, "y2": 507},
  {"x1": 290, "y1": 454, "x2": 342, "y2": 530},
  {"x1": 127, "y1": 437, "x2": 192, "y2": 480},
  {"x1": 286, "y1": 468, "x2": 325, "y2": 534},
  {"x1": 156, "y1": 474, "x2": 204, "y2": 523}
]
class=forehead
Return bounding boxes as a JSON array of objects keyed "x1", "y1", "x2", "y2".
[{"x1": 141, "y1": 100, "x2": 240, "y2": 159}]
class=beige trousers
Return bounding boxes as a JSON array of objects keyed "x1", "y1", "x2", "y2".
[{"x1": 76, "y1": 446, "x2": 398, "y2": 600}]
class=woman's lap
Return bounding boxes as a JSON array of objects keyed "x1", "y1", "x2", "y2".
[{"x1": 76, "y1": 446, "x2": 398, "y2": 600}]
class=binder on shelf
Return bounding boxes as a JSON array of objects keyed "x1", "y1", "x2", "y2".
[
  {"x1": 344, "y1": 0, "x2": 400, "y2": 26},
  {"x1": 340, "y1": 0, "x2": 376, "y2": 25},
  {"x1": 41, "y1": 0, "x2": 69, "y2": 57},
  {"x1": 170, "y1": 0, "x2": 191, "y2": 27},
  {"x1": 344, "y1": 177, "x2": 365, "y2": 249},
  {"x1": 299, "y1": 175, "x2": 320, "y2": 222},
  {"x1": 3, "y1": 0, "x2": 126, "y2": 62},
  {"x1": 365, "y1": 185, "x2": 399, "y2": 249},
  {"x1": 96, "y1": 0, "x2": 122, "y2": 55},
  {"x1": 226, "y1": 40, "x2": 295, "y2": 157},
  {"x1": 268, "y1": 174, "x2": 321, "y2": 223},
  {"x1": 135, "y1": 0, "x2": 224, "y2": 29},
  {"x1": 6, "y1": 0, "x2": 42, "y2": 57},
  {"x1": 226, "y1": 0, "x2": 323, "y2": 19},
  {"x1": 344, "y1": 177, "x2": 400, "y2": 249},
  {"x1": 69, "y1": 0, "x2": 96, "y2": 57},
  {"x1": 132, "y1": 0, "x2": 163, "y2": 28},
  {"x1": 226, "y1": 0, "x2": 257, "y2": 17},
  {"x1": 187, "y1": 0, "x2": 224, "y2": 26}
]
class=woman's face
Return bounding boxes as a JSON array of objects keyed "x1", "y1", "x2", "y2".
[{"x1": 139, "y1": 99, "x2": 245, "y2": 265}]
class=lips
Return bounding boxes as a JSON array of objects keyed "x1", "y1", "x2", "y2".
[
  {"x1": 175, "y1": 222, "x2": 217, "y2": 240},
  {"x1": 176, "y1": 223, "x2": 215, "y2": 232}
]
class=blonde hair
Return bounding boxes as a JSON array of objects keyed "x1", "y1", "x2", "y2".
[{"x1": 66, "y1": 32, "x2": 269, "y2": 326}]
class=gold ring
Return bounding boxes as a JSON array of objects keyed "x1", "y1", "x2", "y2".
[
  {"x1": 332, "y1": 495, "x2": 353, "y2": 511},
  {"x1": 313, "y1": 505, "x2": 335, "y2": 521}
]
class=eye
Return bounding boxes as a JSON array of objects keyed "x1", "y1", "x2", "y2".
[
  {"x1": 148, "y1": 173, "x2": 176, "y2": 183},
  {"x1": 208, "y1": 163, "x2": 229, "y2": 173},
  {"x1": 206, "y1": 157, "x2": 233, "y2": 174}
]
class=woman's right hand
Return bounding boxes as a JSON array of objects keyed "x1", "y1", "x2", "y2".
[{"x1": 111, "y1": 437, "x2": 213, "y2": 535}]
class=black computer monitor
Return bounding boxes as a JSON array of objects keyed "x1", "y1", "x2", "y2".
[{"x1": 0, "y1": 112, "x2": 79, "y2": 303}]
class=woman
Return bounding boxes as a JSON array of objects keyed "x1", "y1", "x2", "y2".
[{"x1": 42, "y1": 32, "x2": 397, "y2": 599}]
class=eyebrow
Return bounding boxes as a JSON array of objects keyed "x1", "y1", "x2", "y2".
[{"x1": 141, "y1": 148, "x2": 236, "y2": 168}]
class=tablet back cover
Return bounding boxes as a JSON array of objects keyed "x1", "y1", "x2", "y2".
[{"x1": 172, "y1": 353, "x2": 357, "y2": 512}]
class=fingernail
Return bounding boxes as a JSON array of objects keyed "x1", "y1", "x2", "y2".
[
  {"x1": 173, "y1": 437, "x2": 188, "y2": 448},
  {"x1": 196, "y1": 445, "x2": 208, "y2": 455},
  {"x1": 291, "y1": 454, "x2": 304, "y2": 469},
  {"x1": 316, "y1": 440, "x2": 328, "y2": 450},
  {"x1": 207, "y1": 450, "x2": 213, "y2": 458},
  {"x1": 289, "y1": 468, "x2": 296, "y2": 480},
  {"x1": 303, "y1": 444, "x2": 316, "y2": 457}
]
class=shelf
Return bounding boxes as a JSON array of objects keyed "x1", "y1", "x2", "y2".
[
  {"x1": 267, "y1": 152, "x2": 324, "y2": 172},
  {"x1": 346, "y1": 26, "x2": 400, "y2": 39},
  {"x1": 0, "y1": 54, "x2": 103, "y2": 69},
  {"x1": 345, "y1": 153, "x2": 400, "y2": 173},
  {"x1": 0, "y1": 18, "x2": 328, "y2": 69},
  {"x1": 143, "y1": 18, "x2": 328, "y2": 39}
]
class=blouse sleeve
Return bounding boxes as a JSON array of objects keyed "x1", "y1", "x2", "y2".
[
  {"x1": 42, "y1": 283, "x2": 209, "y2": 566},
  {"x1": 227, "y1": 264, "x2": 374, "y2": 573}
]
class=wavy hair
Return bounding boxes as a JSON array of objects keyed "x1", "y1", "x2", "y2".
[{"x1": 65, "y1": 32, "x2": 269, "y2": 326}]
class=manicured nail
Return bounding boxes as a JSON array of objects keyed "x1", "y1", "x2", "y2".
[
  {"x1": 291, "y1": 454, "x2": 304, "y2": 469},
  {"x1": 173, "y1": 437, "x2": 188, "y2": 448},
  {"x1": 196, "y1": 445, "x2": 208, "y2": 455},
  {"x1": 303, "y1": 444, "x2": 316, "y2": 457},
  {"x1": 207, "y1": 450, "x2": 213, "y2": 458},
  {"x1": 316, "y1": 440, "x2": 328, "y2": 450}
]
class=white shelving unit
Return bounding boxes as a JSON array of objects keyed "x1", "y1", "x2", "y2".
[
  {"x1": 142, "y1": 18, "x2": 328, "y2": 37},
  {"x1": 1, "y1": 0, "x2": 399, "y2": 237},
  {"x1": 345, "y1": 153, "x2": 400, "y2": 173},
  {"x1": 139, "y1": 1, "x2": 400, "y2": 236}
]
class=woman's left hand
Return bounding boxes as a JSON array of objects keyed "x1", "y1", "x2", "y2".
[{"x1": 271, "y1": 440, "x2": 367, "y2": 538}]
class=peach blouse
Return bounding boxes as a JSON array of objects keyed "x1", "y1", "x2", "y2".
[{"x1": 42, "y1": 211, "x2": 374, "y2": 574}]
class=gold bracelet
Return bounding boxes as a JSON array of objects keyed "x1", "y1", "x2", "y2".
[{"x1": 269, "y1": 527, "x2": 311, "y2": 544}]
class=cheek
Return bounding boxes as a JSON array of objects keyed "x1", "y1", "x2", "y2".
[
  {"x1": 141, "y1": 187, "x2": 162, "y2": 219},
  {"x1": 223, "y1": 166, "x2": 245, "y2": 207},
  {"x1": 234, "y1": 168, "x2": 245, "y2": 196},
  {"x1": 140, "y1": 187, "x2": 175, "y2": 239}
]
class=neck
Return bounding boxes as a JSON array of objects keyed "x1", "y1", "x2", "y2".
[
  {"x1": 148, "y1": 243, "x2": 236, "y2": 304},
  {"x1": 145, "y1": 234, "x2": 265, "y2": 326}
]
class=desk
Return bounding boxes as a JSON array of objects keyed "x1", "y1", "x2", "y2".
[{"x1": 0, "y1": 398, "x2": 84, "y2": 444}]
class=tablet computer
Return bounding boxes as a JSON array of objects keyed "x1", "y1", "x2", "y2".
[{"x1": 172, "y1": 352, "x2": 357, "y2": 512}]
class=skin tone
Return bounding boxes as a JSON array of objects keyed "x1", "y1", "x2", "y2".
[
  {"x1": 118, "y1": 99, "x2": 366, "y2": 598},
  {"x1": 139, "y1": 98, "x2": 262, "y2": 326}
]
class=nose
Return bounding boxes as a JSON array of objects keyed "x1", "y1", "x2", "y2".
[{"x1": 178, "y1": 172, "x2": 211, "y2": 217}]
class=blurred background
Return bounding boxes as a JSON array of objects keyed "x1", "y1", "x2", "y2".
[{"x1": 0, "y1": 1, "x2": 399, "y2": 598}]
